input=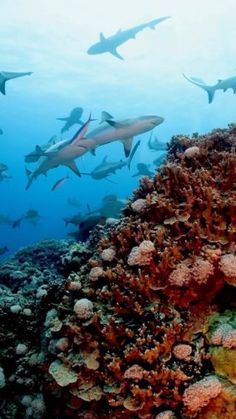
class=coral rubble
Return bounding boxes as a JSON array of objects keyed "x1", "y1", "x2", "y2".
[{"x1": 1, "y1": 126, "x2": 236, "y2": 418}]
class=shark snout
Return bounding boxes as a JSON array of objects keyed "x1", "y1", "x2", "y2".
[{"x1": 152, "y1": 116, "x2": 164, "y2": 126}]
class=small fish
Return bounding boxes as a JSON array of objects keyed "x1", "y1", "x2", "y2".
[
  {"x1": 51, "y1": 174, "x2": 69, "y2": 191},
  {"x1": 0, "y1": 245, "x2": 9, "y2": 256},
  {"x1": 0, "y1": 128, "x2": 3, "y2": 135},
  {"x1": 69, "y1": 113, "x2": 95, "y2": 146},
  {"x1": 67, "y1": 197, "x2": 81, "y2": 207}
]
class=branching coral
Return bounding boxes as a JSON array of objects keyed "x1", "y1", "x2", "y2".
[{"x1": 2, "y1": 127, "x2": 236, "y2": 418}]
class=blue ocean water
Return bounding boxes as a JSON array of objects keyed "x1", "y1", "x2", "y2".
[{"x1": 0, "y1": 0, "x2": 236, "y2": 257}]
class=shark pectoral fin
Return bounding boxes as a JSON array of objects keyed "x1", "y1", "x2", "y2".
[
  {"x1": 25, "y1": 168, "x2": 32, "y2": 178},
  {"x1": 90, "y1": 148, "x2": 96, "y2": 156},
  {"x1": 121, "y1": 137, "x2": 133, "y2": 158},
  {"x1": 0, "y1": 81, "x2": 6, "y2": 95},
  {"x1": 127, "y1": 140, "x2": 141, "y2": 170},
  {"x1": 110, "y1": 49, "x2": 124, "y2": 60},
  {"x1": 64, "y1": 160, "x2": 81, "y2": 177}
]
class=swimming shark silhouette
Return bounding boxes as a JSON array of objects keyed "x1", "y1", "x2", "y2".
[
  {"x1": 0, "y1": 71, "x2": 32, "y2": 95},
  {"x1": 132, "y1": 163, "x2": 154, "y2": 177},
  {"x1": 25, "y1": 135, "x2": 59, "y2": 163},
  {"x1": 25, "y1": 114, "x2": 163, "y2": 189},
  {"x1": 57, "y1": 107, "x2": 84, "y2": 133},
  {"x1": 87, "y1": 16, "x2": 170, "y2": 60},
  {"x1": 86, "y1": 114, "x2": 164, "y2": 157},
  {"x1": 25, "y1": 138, "x2": 97, "y2": 189},
  {"x1": 81, "y1": 140, "x2": 140, "y2": 180},
  {"x1": 183, "y1": 73, "x2": 236, "y2": 103},
  {"x1": 148, "y1": 133, "x2": 167, "y2": 151}
]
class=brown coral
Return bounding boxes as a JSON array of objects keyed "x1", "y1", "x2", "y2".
[{"x1": 44, "y1": 126, "x2": 236, "y2": 418}]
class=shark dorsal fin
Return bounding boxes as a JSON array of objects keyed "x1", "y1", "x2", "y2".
[
  {"x1": 106, "y1": 119, "x2": 126, "y2": 129},
  {"x1": 100, "y1": 32, "x2": 106, "y2": 42},
  {"x1": 218, "y1": 79, "x2": 223, "y2": 83},
  {"x1": 100, "y1": 111, "x2": 114, "y2": 124},
  {"x1": 35, "y1": 145, "x2": 43, "y2": 153}
]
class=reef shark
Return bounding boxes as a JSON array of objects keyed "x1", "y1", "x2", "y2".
[
  {"x1": 86, "y1": 114, "x2": 164, "y2": 157},
  {"x1": 132, "y1": 163, "x2": 154, "y2": 177},
  {"x1": 25, "y1": 137, "x2": 97, "y2": 189},
  {"x1": 81, "y1": 140, "x2": 140, "y2": 180},
  {"x1": 87, "y1": 16, "x2": 170, "y2": 60},
  {"x1": 148, "y1": 133, "x2": 167, "y2": 151},
  {"x1": 0, "y1": 71, "x2": 32, "y2": 95},
  {"x1": 57, "y1": 107, "x2": 84, "y2": 133},
  {"x1": 183, "y1": 73, "x2": 236, "y2": 104}
]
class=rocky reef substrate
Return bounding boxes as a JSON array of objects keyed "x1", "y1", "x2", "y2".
[{"x1": 0, "y1": 126, "x2": 236, "y2": 418}]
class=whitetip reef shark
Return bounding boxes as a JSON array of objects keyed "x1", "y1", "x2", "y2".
[
  {"x1": 87, "y1": 16, "x2": 171, "y2": 60},
  {"x1": 183, "y1": 73, "x2": 236, "y2": 104},
  {"x1": 0, "y1": 71, "x2": 32, "y2": 95}
]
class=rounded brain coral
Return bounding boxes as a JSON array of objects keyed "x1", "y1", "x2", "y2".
[
  {"x1": 183, "y1": 375, "x2": 222, "y2": 414},
  {"x1": 219, "y1": 254, "x2": 236, "y2": 286}
]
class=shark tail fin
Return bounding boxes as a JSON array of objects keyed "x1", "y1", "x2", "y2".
[
  {"x1": 149, "y1": 16, "x2": 171, "y2": 29},
  {"x1": 183, "y1": 73, "x2": 216, "y2": 104},
  {"x1": 127, "y1": 140, "x2": 141, "y2": 170}
]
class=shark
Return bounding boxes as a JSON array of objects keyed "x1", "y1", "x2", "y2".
[
  {"x1": 87, "y1": 16, "x2": 170, "y2": 60},
  {"x1": 57, "y1": 107, "x2": 84, "y2": 133},
  {"x1": 25, "y1": 137, "x2": 97, "y2": 189},
  {"x1": 132, "y1": 163, "x2": 154, "y2": 177},
  {"x1": 81, "y1": 140, "x2": 140, "y2": 180},
  {"x1": 25, "y1": 135, "x2": 59, "y2": 163},
  {"x1": 148, "y1": 133, "x2": 167, "y2": 151},
  {"x1": 86, "y1": 114, "x2": 164, "y2": 157},
  {"x1": 0, "y1": 71, "x2": 32, "y2": 95},
  {"x1": 183, "y1": 73, "x2": 236, "y2": 104}
]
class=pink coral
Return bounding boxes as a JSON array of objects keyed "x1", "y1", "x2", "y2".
[
  {"x1": 89, "y1": 267, "x2": 104, "y2": 282},
  {"x1": 172, "y1": 344, "x2": 192, "y2": 361},
  {"x1": 183, "y1": 375, "x2": 222, "y2": 414},
  {"x1": 127, "y1": 240, "x2": 155, "y2": 266},
  {"x1": 155, "y1": 411, "x2": 176, "y2": 419},
  {"x1": 73, "y1": 298, "x2": 94, "y2": 319},
  {"x1": 191, "y1": 258, "x2": 214, "y2": 284},
  {"x1": 168, "y1": 263, "x2": 191, "y2": 286},
  {"x1": 101, "y1": 248, "x2": 116, "y2": 262},
  {"x1": 131, "y1": 199, "x2": 146, "y2": 213},
  {"x1": 124, "y1": 364, "x2": 144, "y2": 381},
  {"x1": 219, "y1": 254, "x2": 236, "y2": 286}
]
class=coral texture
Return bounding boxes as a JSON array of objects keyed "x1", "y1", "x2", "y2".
[{"x1": 1, "y1": 126, "x2": 236, "y2": 418}]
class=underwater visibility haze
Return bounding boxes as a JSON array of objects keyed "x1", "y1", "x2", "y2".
[
  {"x1": 1, "y1": 1, "x2": 236, "y2": 418},
  {"x1": 0, "y1": 0, "x2": 236, "y2": 255}
]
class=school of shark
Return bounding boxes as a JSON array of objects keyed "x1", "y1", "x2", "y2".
[{"x1": 0, "y1": 9, "x2": 236, "y2": 257}]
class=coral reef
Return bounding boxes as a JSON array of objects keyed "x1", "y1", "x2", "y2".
[{"x1": 1, "y1": 126, "x2": 236, "y2": 418}]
